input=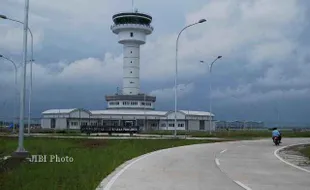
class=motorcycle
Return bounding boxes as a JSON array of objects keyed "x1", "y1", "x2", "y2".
[{"x1": 273, "y1": 136, "x2": 280, "y2": 146}]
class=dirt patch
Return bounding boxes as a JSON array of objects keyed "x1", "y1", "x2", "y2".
[
  {"x1": 78, "y1": 139, "x2": 109, "y2": 148},
  {"x1": 279, "y1": 144, "x2": 310, "y2": 167},
  {"x1": 0, "y1": 157, "x2": 27, "y2": 174}
]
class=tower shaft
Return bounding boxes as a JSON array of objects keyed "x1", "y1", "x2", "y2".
[{"x1": 123, "y1": 43, "x2": 140, "y2": 95}]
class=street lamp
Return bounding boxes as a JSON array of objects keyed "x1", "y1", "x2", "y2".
[
  {"x1": 200, "y1": 55, "x2": 222, "y2": 134},
  {"x1": 0, "y1": 14, "x2": 34, "y2": 135},
  {"x1": 174, "y1": 18, "x2": 206, "y2": 138},
  {"x1": 144, "y1": 93, "x2": 147, "y2": 131},
  {"x1": 0, "y1": 55, "x2": 18, "y2": 132},
  {"x1": 11, "y1": 0, "x2": 31, "y2": 157}
]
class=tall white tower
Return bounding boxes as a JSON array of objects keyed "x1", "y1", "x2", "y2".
[
  {"x1": 111, "y1": 12, "x2": 153, "y2": 95},
  {"x1": 105, "y1": 10, "x2": 156, "y2": 110}
]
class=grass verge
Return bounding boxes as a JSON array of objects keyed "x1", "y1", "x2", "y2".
[
  {"x1": 299, "y1": 145, "x2": 310, "y2": 159},
  {"x1": 0, "y1": 137, "x2": 222, "y2": 190}
]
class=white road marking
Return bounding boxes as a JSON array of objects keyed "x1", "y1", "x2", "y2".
[
  {"x1": 234, "y1": 181, "x2": 252, "y2": 190},
  {"x1": 101, "y1": 149, "x2": 166, "y2": 190},
  {"x1": 215, "y1": 158, "x2": 220, "y2": 166},
  {"x1": 274, "y1": 142, "x2": 310, "y2": 173},
  {"x1": 220, "y1": 149, "x2": 227, "y2": 154}
]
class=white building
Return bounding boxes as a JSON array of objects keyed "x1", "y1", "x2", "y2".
[
  {"x1": 41, "y1": 108, "x2": 214, "y2": 131},
  {"x1": 41, "y1": 10, "x2": 216, "y2": 132}
]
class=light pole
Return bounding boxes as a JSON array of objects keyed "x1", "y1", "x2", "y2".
[
  {"x1": 174, "y1": 18, "x2": 206, "y2": 138},
  {"x1": 0, "y1": 14, "x2": 34, "y2": 135},
  {"x1": 144, "y1": 93, "x2": 146, "y2": 131},
  {"x1": 12, "y1": 0, "x2": 30, "y2": 157},
  {"x1": 0, "y1": 55, "x2": 18, "y2": 132},
  {"x1": 200, "y1": 55, "x2": 222, "y2": 134}
]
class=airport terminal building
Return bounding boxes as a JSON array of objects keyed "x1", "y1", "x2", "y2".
[
  {"x1": 41, "y1": 108, "x2": 214, "y2": 131},
  {"x1": 41, "y1": 10, "x2": 215, "y2": 132}
]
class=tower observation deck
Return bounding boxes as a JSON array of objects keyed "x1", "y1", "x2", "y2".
[{"x1": 105, "y1": 11, "x2": 156, "y2": 110}]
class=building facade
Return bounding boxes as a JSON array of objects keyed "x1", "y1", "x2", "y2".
[{"x1": 41, "y1": 108, "x2": 214, "y2": 131}]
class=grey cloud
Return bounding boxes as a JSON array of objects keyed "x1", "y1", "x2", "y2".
[{"x1": 1, "y1": 0, "x2": 310, "y2": 125}]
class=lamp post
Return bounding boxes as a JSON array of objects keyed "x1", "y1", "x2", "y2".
[
  {"x1": 174, "y1": 18, "x2": 206, "y2": 138},
  {"x1": 144, "y1": 93, "x2": 146, "y2": 131},
  {"x1": 200, "y1": 55, "x2": 222, "y2": 134},
  {"x1": 11, "y1": 0, "x2": 30, "y2": 157},
  {"x1": 0, "y1": 55, "x2": 18, "y2": 132},
  {"x1": 0, "y1": 14, "x2": 34, "y2": 135}
]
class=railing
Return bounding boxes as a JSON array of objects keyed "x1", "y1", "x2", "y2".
[
  {"x1": 111, "y1": 23, "x2": 154, "y2": 31},
  {"x1": 80, "y1": 125, "x2": 141, "y2": 135}
]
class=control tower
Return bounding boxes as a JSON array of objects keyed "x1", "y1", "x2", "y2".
[{"x1": 105, "y1": 10, "x2": 156, "y2": 110}]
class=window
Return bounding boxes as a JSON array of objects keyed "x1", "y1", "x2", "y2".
[
  {"x1": 131, "y1": 102, "x2": 138, "y2": 105},
  {"x1": 130, "y1": 61, "x2": 132, "y2": 63},
  {"x1": 178, "y1": 123, "x2": 184, "y2": 127},
  {"x1": 109, "y1": 101, "x2": 120, "y2": 105},
  {"x1": 161, "y1": 123, "x2": 166, "y2": 127},
  {"x1": 130, "y1": 51, "x2": 132, "y2": 53},
  {"x1": 169, "y1": 123, "x2": 174, "y2": 127},
  {"x1": 123, "y1": 101, "x2": 130, "y2": 105},
  {"x1": 130, "y1": 81, "x2": 134, "y2": 84},
  {"x1": 71, "y1": 122, "x2": 78, "y2": 126},
  {"x1": 130, "y1": 71, "x2": 132, "y2": 73},
  {"x1": 130, "y1": 32, "x2": 133, "y2": 37}
]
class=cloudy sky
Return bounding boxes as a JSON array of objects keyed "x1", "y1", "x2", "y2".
[{"x1": 1, "y1": 0, "x2": 310, "y2": 126}]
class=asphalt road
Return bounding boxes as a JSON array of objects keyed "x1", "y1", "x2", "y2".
[{"x1": 97, "y1": 138, "x2": 310, "y2": 190}]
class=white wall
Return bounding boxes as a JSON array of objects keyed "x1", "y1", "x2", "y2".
[
  {"x1": 118, "y1": 29, "x2": 147, "y2": 45},
  {"x1": 188, "y1": 120, "x2": 200, "y2": 131},
  {"x1": 41, "y1": 118, "x2": 51, "y2": 129},
  {"x1": 56, "y1": 118, "x2": 67, "y2": 129}
]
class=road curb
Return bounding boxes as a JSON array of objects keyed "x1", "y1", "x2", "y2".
[{"x1": 274, "y1": 142, "x2": 310, "y2": 173}]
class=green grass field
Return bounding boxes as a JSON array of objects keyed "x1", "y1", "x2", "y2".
[
  {"x1": 0, "y1": 137, "x2": 221, "y2": 190},
  {"x1": 2, "y1": 128, "x2": 310, "y2": 140},
  {"x1": 300, "y1": 145, "x2": 310, "y2": 159},
  {"x1": 141, "y1": 130, "x2": 310, "y2": 138}
]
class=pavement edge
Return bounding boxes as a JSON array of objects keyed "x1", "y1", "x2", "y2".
[{"x1": 274, "y1": 142, "x2": 310, "y2": 173}]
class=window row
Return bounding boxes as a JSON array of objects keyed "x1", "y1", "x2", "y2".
[
  {"x1": 161, "y1": 123, "x2": 184, "y2": 127},
  {"x1": 122, "y1": 101, "x2": 141, "y2": 105},
  {"x1": 109, "y1": 101, "x2": 120, "y2": 105},
  {"x1": 109, "y1": 101, "x2": 152, "y2": 106}
]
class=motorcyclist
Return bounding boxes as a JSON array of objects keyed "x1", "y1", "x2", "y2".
[{"x1": 272, "y1": 127, "x2": 282, "y2": 143}]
